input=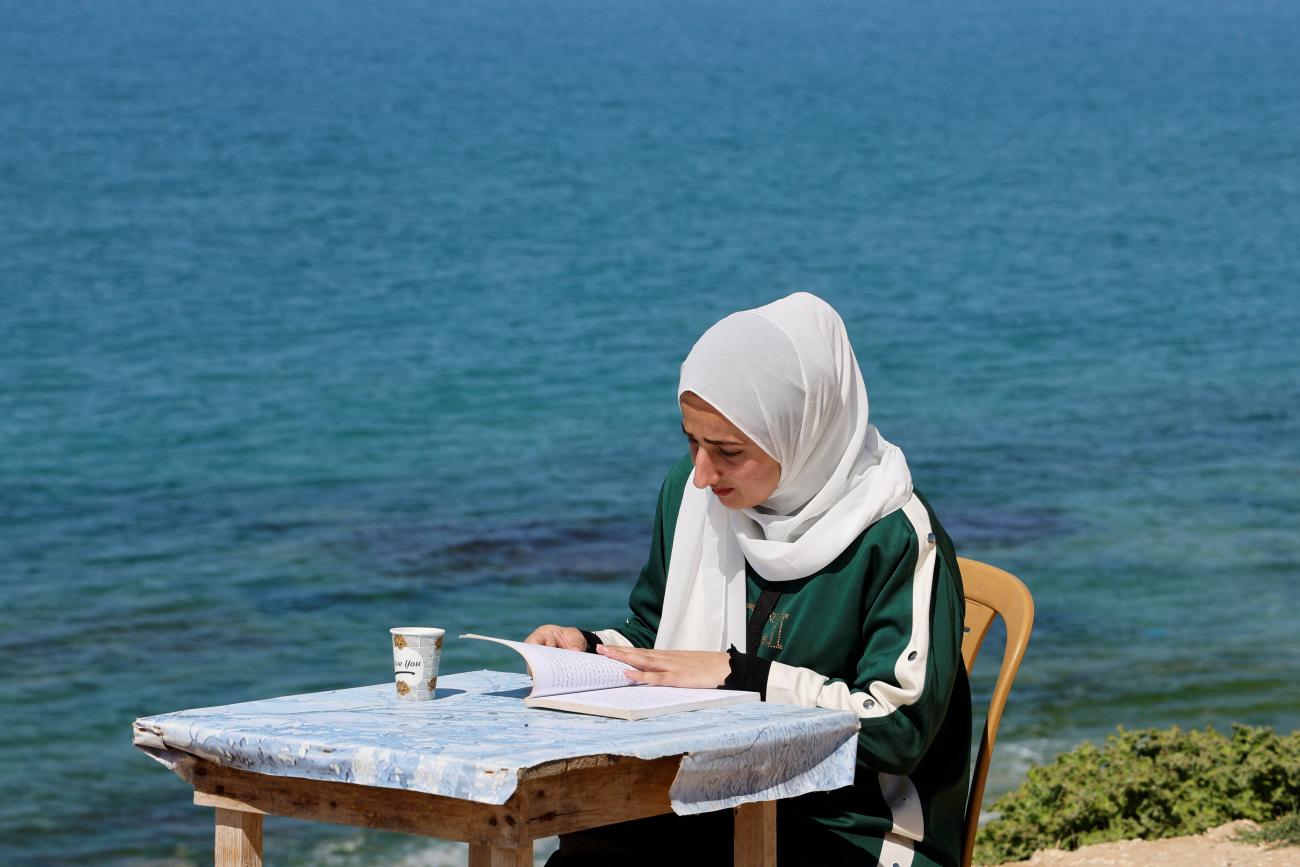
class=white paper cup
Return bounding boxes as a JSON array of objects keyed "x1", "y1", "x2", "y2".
[{"x1": 391, "y1": 627, "x2": 444, "y2": 700}]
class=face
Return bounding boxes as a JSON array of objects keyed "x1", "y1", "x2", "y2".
[{"x1": 680, "y1": 391, "x2": 781, "y2": 509}]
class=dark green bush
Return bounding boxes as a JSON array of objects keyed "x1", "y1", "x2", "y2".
[{"x1": 974, "y1": 724, "x2": 1300, "y2": 864}]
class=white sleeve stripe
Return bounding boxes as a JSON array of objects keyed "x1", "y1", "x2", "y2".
[
  {"x1": 762, "y1": 496, "x2": 939, "y2": 721},
  {"x1": 855, "y1": 494, "x2": 937, "y2": 718}
]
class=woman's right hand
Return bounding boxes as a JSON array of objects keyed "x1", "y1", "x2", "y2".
[{"x1": 524, "y1": 624, "x2": 588, "y2": 650}]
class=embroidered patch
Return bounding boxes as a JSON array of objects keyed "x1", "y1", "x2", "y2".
[{"x1": 744, "y1": 603, "x2": 790, "y2": 649}]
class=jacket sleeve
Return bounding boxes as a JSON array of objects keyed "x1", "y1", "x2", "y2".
[
  {"x1": 594, "y1": 463, "x2": 683, "y2": 649},
  {"x1": 765, "y1": 512, "x2": 965, "y2": 776}
]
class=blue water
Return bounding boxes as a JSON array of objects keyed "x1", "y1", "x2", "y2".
[{"x1": 2, "y1": 0, "x2": 1298, "y2": 863}]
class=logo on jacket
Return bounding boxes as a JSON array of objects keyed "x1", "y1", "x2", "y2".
[{"x1": 744, "y1": 603, "x2": 789, "y2": 649}]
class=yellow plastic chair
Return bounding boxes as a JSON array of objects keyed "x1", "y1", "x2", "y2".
[{"x1": 957, "y1": 557, "x2": 1035, "y2": 867}]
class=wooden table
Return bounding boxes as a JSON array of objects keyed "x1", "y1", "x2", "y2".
[
  {"x1": 163, "y1": 748, "x2": 776, "y2": 867},
  {"x1": 133, "y1": 672, "x2": 857, "y2": 867}
]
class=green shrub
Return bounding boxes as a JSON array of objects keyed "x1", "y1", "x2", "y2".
[
  {"x1": 974, "y1": 724, "x2": 1300, "y2": 865},
  {"x1": 1237, "y1": 812, "x2": 1300, "y2": 847}
]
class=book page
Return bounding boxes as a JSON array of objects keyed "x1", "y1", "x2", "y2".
[
  {"x1": 527, "y1": 686, "x2": 760, "y2": 719},
  {"x1": 461, "y1": 634, "x2": 636, "y2": 698},
  {"x1": 553, "y1": 685, "x2": 754, "y2": 711}
]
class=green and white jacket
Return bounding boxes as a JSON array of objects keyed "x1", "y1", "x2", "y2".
[{"x1": 595, "y1": 457, "x2": 971, "y2": 867}]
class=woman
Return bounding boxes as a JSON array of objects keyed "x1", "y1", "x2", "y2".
[{"x1": 529, "y1": 292, "x2": 970, "y2": 867}]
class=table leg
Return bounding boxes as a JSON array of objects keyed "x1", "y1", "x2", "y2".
[
  {"x1": 215, "y1": 807, "x2": 263, "y2": 867},
  {"x1": 468, "y1": 841, "x2": 532, "y2": 867},
  {"x1": 733, "y1": 800, "x2": 776, "y2": 867}
]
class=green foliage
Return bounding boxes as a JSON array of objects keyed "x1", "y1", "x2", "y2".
[
  {"x1": 1237, "y1": 812, "x2": 1300, "y2": 847},
  {"x1": 974, "y1": 724, "x2": 1300, "y2": 865}
]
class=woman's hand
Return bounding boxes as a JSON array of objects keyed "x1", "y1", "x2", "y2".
[
  {"x1": 596, "y1": 644, "x2": 730, "y2": 689},
  {"x1": 524, "y1": 624, "x2": 588, "y2": 651}
]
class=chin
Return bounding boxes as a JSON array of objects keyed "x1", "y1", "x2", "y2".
[{"x1": 719, "y1": 494, "x2": 756, "y2": 510}]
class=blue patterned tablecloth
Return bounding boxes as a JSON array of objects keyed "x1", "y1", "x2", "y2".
[{"x1": 133, "y1": 670, "x2": 860, "y2": 814}]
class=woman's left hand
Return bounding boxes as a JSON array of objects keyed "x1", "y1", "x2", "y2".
[{"x1": 596, "y1": 644, "x2": 730, "y2": 689}]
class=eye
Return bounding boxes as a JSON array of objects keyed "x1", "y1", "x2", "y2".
[{"x1": 718, "y1": 448, "x2": 743, "y2": 459}]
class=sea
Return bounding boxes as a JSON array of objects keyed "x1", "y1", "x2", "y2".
[{"x1": 1, "y1": 0, "x2": 1297, "y2": 864}]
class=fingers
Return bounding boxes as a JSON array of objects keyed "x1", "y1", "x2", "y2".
[
  {"x1": 622, "y1": 669, "x2": 667, "y2": 684},
  {"x1": 525, "y1": 626, "x2": 586, "y2": 650},
  {"x1": 523, "y1": 627, "x2": 553, "y2": 646},
  {"x1": 622, "y1": 666, "x2": 711, "y2": 688},
  {"x1": 525, "y1": 625, "x2": 564, "y2": 647},
  {"x1": 602, "y1": 647, "x2": 730, "y2": 689},
  {"x1": 597, "y1": 644, "x2": 666, "y2": 669}
]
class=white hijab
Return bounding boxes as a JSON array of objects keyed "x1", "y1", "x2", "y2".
[{"x1": 654, "y1": 292, "x2": 913, "y2": 652}]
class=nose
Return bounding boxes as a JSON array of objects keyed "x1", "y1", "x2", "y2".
[{"x1": 692, "y1": 448, "x2": 721, "y2": 489}]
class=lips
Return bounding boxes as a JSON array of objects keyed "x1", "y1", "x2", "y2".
[{"x1": 712, "y1": 487, "x2": 734, "y2": 497}]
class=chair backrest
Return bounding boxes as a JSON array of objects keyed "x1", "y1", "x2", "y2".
[{"x1": 957, "y1": 557, "x2": 1035, "y2": 867}]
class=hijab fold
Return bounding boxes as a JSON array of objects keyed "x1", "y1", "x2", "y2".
[{"x1": 654, "y1": 293, "x2": 913, "y2": 652}]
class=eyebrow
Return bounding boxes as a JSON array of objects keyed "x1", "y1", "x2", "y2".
[{"x1": 681, "y1": 423, "x2": 746, "y2": 447}]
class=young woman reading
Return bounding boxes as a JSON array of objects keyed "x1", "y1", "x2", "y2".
[{"x1": 528, "y1": 292, "x2": 970, "y2": 867}]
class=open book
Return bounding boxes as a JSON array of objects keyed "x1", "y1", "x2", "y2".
[{"x1": 461, "y1": 634, "x2": 759, "y2": 720}]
